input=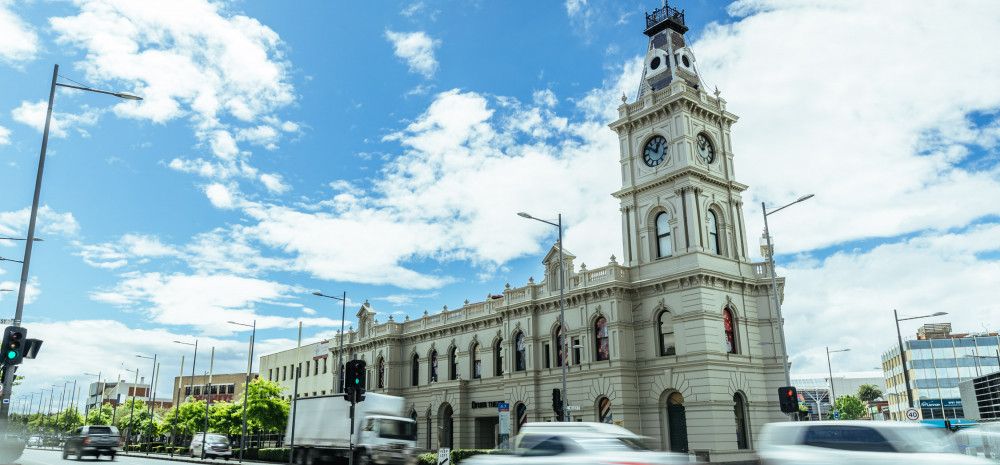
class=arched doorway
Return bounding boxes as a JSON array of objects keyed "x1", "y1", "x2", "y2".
[
  {"x1": 597, "y1": 396, "x2": 613, "y2": 423},
  {"x1": 666, "y1": 392, "x2": 688, "y2": 453},
  {"x1": 438, "y1": 403, "x2": 454, "y2": 449},
  {"x1": 514, "y1": 402, "x2": 528, "y2": 435},
  {"x1": 734, "y1": 392, "x2": 749, "y2": 449}
]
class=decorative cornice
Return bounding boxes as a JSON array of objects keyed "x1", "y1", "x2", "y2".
[{"x1": 612, "y1": 166, "x2": 748, "y2": 199}]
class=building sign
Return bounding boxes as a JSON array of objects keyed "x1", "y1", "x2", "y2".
[
  {"x1": 472, "y1": 400, "x2": 504, "y2": 409},
  {"x1": 919, "y1": 399, "x2": 962, "y2": 408},
  {"x1": 313, "y1": 340, "x2": 330, "y2": 360}
]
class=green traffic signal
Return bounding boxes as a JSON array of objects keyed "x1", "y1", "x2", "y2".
[
  {"x1": 5, "y1": 351, "x2": 14, "y2": 359},
  {"x1": 354, "y1": 378, "x2": 360, "y2": 384}
]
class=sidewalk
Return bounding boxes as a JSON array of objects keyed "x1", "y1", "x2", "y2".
[{"x1": 27, "y1": 446, "x2": 279, "y2": 465}]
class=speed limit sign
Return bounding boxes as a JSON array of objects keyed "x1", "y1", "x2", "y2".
[{"x1": 905, "y1": 408, "x2": 920, "y2": 421}]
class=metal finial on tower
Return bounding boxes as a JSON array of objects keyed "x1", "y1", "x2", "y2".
[
  {"x1": 621, "y1": 92, "x2": 628, "y2": 103},
  {"x1": 714, "y1": 86, "x2": 721, "y2": 98}
]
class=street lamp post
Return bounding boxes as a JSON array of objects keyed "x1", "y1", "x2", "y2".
[
  {"x1": 825, "y1": 347, "x2": 850, "y2": 411},
  {"x1": 173, "y1": 340, "x2": 198, "y2": 448},
  {"x1": 122, "y1": 366, "x2": 140, "y2": 449},
  {"x1": 228, "y1": 320, "x2": 257, "y2": 462},
  {"x1": 312, "y1": 292, "x2": 347, "y2": 394},
  {"x1": 82, "y1": 372, "x2": 102, "y2": 422},
  {"x1": 761, "y1": 194, "x2": 813, "y2": 387},
  {"x1": 137, "y1": 354, "x2": 158, "y2": 450},
  {"x1": 893, "y1": 310, "x2": 948, "y2": 410},
  {"x1": 517, "y1": 211, "x2": 568, "y2": 421},
  {"x1": 0, "y1": 65, "x2": 141, "y2": 419},
  {"x1": 198, "y1": 347, "x2": 216, "y2": 460}
]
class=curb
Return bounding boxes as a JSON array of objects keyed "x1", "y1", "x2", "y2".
[{"x1": 28, "y1": 447, "x2": 280, "y2": 465}]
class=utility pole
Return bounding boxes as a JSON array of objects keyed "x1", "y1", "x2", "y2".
[{"x1": 200, "y1": 347, "x2": 215, "y2": 460}]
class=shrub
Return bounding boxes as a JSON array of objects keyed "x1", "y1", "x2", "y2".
[
  {"x1": 417, "y1": 452, "x2": 436, "y2": 465},
  {"x1": 452, "y1": 449, "x2": 496, "y2": 463},
  {"x1": 257, "y1": 448, "x2": 290, "y2": 462},
  {"x1": 232, "y1": 448, "x2": 259, "y2": 460}
]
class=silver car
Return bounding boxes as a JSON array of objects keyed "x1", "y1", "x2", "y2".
[
  {"x1": 463, "y1": 422, "x2": 691, "y2": 465},
  {"x1": 190, "y1": 433, "x2": 232, "y2": 460},
  {"x1": 758, "y1": 420, "x2": 993, "y2": 465}
]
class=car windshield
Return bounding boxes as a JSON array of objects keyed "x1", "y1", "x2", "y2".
[
  {"x1": 206, "y1": 434, "x2": 229, "y2": 444},
  {"x1": 574, "y1": 437, "x2": 651, "y2": 452},
  {"x1": 378, "y1": 419, "x2": 416, "y2": 440},
  {"x1": 890, "y1": 427, "x2": 959, "y2": 454}
]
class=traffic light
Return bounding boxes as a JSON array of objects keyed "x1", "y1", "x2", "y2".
[
  {"x1": 552, "y1": 388, "x2": 563, "y2": 418},
  {"x1": 778, "y1": 386, "x2": 798, "y2": 413},
  {"x1": 1, "y1": 326, "x2": 26, "y2": 366},
  {"x1": 344, "y1": 359, "x2": 366, "y2": 403}
]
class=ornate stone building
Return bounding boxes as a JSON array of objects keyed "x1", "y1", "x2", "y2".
[{"x1": 261, "y1": 4, "x2": 788, "y2": 463}]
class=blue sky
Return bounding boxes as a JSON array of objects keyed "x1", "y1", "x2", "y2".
[{"x1": 0, "y1": 0, "x2": 998, "y2": 401}]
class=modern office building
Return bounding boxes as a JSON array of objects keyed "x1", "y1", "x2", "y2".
[
  {"x1": 791, "y1": 372, "x2": 885, "y2": 420},
  {"x1": 261, "y1": 5, "x2": 793, "y2": 463},
  {"x1": 960, "y1": 371, "x2": 1000, "y2": 421},
  {"x1": 881, "y1": 323, "x2": 1000, "y2": 420},
  {"x1": 85, "y1": 380, "x2": 149, "y2": 411},
  {"x1": 170, "y1": 372, "x2": 257, "y2": 406}
]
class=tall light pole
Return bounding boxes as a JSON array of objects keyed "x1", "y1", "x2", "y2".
[
  {"x1": 825, "y1": 347, "x2": 850, "y2": 409},
  {"x1": 761, "y1": 194, "x2": 814, "y2": 387},
  {"x1": 168, "y1": 355, "x2": 184, "y2": 453},
  {"x1": 229, "y1": 320, "x2": 256, "y2": 462},
  {"x1": 83, "y1": 372, "x2": 102, "y2": 420},
  {"x1": 121, "y1": 365, "x2": 140, "y2": 449},
  {"x1": 313, "y1": 292, "x2": 347, "y2": 393},
  {"x1": 1, "y1": 65, "x2": 141, "y2": 419},
  {"x1": 893, "y1": 310, "x2": 948, "y2": 409},
  {"x1": 174, "y1": 339, "x2": 198, "y2": 447},
  {"x1": 137, "y1": 354, "x2": 158, "y2": 448},
  {"x1": 200, "y1": 347, "x2": 216, "y2": 460},
  {"x1": 517, "y1": 211, "x2": 568, "y2": 421}
]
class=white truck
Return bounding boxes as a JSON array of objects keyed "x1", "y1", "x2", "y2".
[{"x1": 286, "y1": 393, "x2": 417, "y2": 465}]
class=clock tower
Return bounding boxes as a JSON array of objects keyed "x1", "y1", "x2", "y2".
[{"x1": 609, "y1": 3, "x2": 789, "y2": 461}]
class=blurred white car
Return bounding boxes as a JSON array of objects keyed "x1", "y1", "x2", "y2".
[
  {"x1": 758, "y1": 421, "x2": 993, "y2": 465},
  {"x1": 190, "y1": 433, "x2": 232, "y2": 460},
  {"x1": 462, "y1": 422, "x2": 691, "y2": 465}
]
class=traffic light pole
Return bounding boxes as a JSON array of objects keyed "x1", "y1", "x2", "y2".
[
  {"x1": 348, "y1": 400, "x2": 355, "y2": 465},
  {"x1": 288, "y1": 365, "x2": 300, "y2": 465}
]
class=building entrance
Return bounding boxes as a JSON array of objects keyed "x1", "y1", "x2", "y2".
[{"x1": 474, "y1": 417, "x2": 500, "y2": 449}]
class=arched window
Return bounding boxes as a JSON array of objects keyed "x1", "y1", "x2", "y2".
[
  {"x1": 658, "y1": 310, "x2": 676, "y2": 356},
  {"x1": 471, "y1": 343, "x2": 481, "y2": 379},
  {"x1": 595, "y1": 317, "x2": 610, "y2": 361},
  {"x1": 554, "y1": 325, "x2": 565, "y2": 367},
  {"x1": 656, "y1": 212, "x2": 672, "y2": 258},
  {"x1": 429, "y1": 350, "x2": 438, "y2": 383},
  {"x1": 707, "y1": 210, "x2": 720, "y2": 255},
  {"x1": 514, "y1": 332, "x2": 526, "y2": 372},
  {"x1": 734, "y1": 392, "x2": 750, "y2": 449},
  {"x1": 409, "y1": 409, "x2": 418, "y2": 445},
  {"x1": 377, "y1": 357, "x2": 385, "y2": 388},
  {"x1": 666, "y1": 392, "x2": 689, "y2": 453},
  {"x1": 515, "y1": 402, "x2": 527, "y2": 435},
  {"x1": 494, "y1": 338, "x2": 504, "y2": 376},
  {"x1": 448, "y1": 346, "x2": 458, "y2": 380},
  {"x1": 723, "y1": 308, "x2": 738, "y2": 354},
  {"x1": 597, "y1": 396, "x2": 613, "y2": 423},
  {"x1": 411, "y1": 353, "x2": 420, "y2": 386}
]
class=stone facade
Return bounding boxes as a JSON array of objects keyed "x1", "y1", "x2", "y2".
[{"x1": 259, "y1": 7, "x2": 788, "y2": 463}]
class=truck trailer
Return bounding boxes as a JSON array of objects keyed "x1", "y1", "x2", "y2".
[{"x1": 286, "y1": 393, "x2": 417, "y2": 465}]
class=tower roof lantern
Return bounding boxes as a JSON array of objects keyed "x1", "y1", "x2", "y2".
[{"x1": 644, "y1": 2, "x2": 688, "y2": 36}]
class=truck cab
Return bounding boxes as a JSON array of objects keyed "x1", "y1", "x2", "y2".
[{"x1": 358, "y1": 415, "x2": 417, "y2": 464}]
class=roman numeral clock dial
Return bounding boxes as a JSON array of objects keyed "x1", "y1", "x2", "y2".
[{"x1": 642, "y1": 135, "x2": 668, "y2": 167}]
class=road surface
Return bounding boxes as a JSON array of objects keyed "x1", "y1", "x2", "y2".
[{"x1": 16, "y1": 449, "x2": 242, "y2": 465}]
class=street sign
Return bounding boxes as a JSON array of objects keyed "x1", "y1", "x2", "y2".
[
  {"x1": 0, "y1": 320, "x2": 12, "y2": 325},
  {"x1": 498, "y1": 402, "x2": 511, "y2": 449},
  {"x1": 437, "y1": 448, "x2": 450, "y2": 465},
  {"x1": 565, "y1": 405, "x2": 581, "y2": 411},
  {"x1": 833, "y1": 410, "x2": 840, "y2": 420},
  {"x1": 905, "y1": 408, "x2": 920, "y2": 421},
  {"x1": 1, "y1": 399, "x2": 8, "y2": 404}
]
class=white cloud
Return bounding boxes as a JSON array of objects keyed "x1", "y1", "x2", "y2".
[
  {"x1": 0, "y1": 205, "x2": 81, "y2": 238},
  {"x1": 0, "y1": 125, "x2": 10, "y2": 144},
  {"x1": 14, "y1": 319, "x2": 251, "y2": 397},
  {"x1": 692, "y1": 0, "x2": 1000, "y2": 254},
  {"x1": 76, "y1": 233, "x2": 178, "y2": 269},
  {"x1": 205, "y1": 183, "x2": 237, "y2": 209},
  {"x1": 259, "y1": 173, "x2": 290, "y2": 194},
  {"x1": 784, "y1": 224, "x2": 1000, "y2": 374},
  {"x1": 49, "y1": 0, "x2": 297, "y2": 191},
  {"x1": 11, "y1": 100, "x2": 100, "y2": 138},
  {"x1": 0, "y1": 278, "x2": 39, "y2": 305},
  {"x1": 565, "y1": 0, "x2": 587, "y2": 17},
  {"x1": 385, "y1": 30, "x2": 440, "y2": 79},
  {"x1": 0, "y1": 0, "x2": 39, "y2": 65},
  {"x1": 89, "y1": 272, "x2": 343, "y2": 335}
]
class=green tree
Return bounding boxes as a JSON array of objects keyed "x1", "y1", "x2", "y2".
[
  {"x1": 53, "y1": 408, "x2": 85, "y2": 432},
  {"x1": 833, "y1": 395, "x2": 867, "y2": 420},
  {"x1": 244, "y1": 379, "x2": 289, "y2": 433},
  {"x1": 86, "y1": 404, "x2": 114, "y2": 426},
  {"x1": 857, "y1": 384, "x2": 883, "y2": 404}
]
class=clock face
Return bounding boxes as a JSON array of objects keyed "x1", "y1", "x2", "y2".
[
  {"x1": 642, "y1": 135, "x2": 668, "y2": 167},
  {"x1": 696, "y1": 133, "x2": 716, "y2": 163}
]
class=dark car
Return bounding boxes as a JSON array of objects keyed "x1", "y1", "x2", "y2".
[{"x1": 62, "y1": 425, "x2": 120, "y2": 461}]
